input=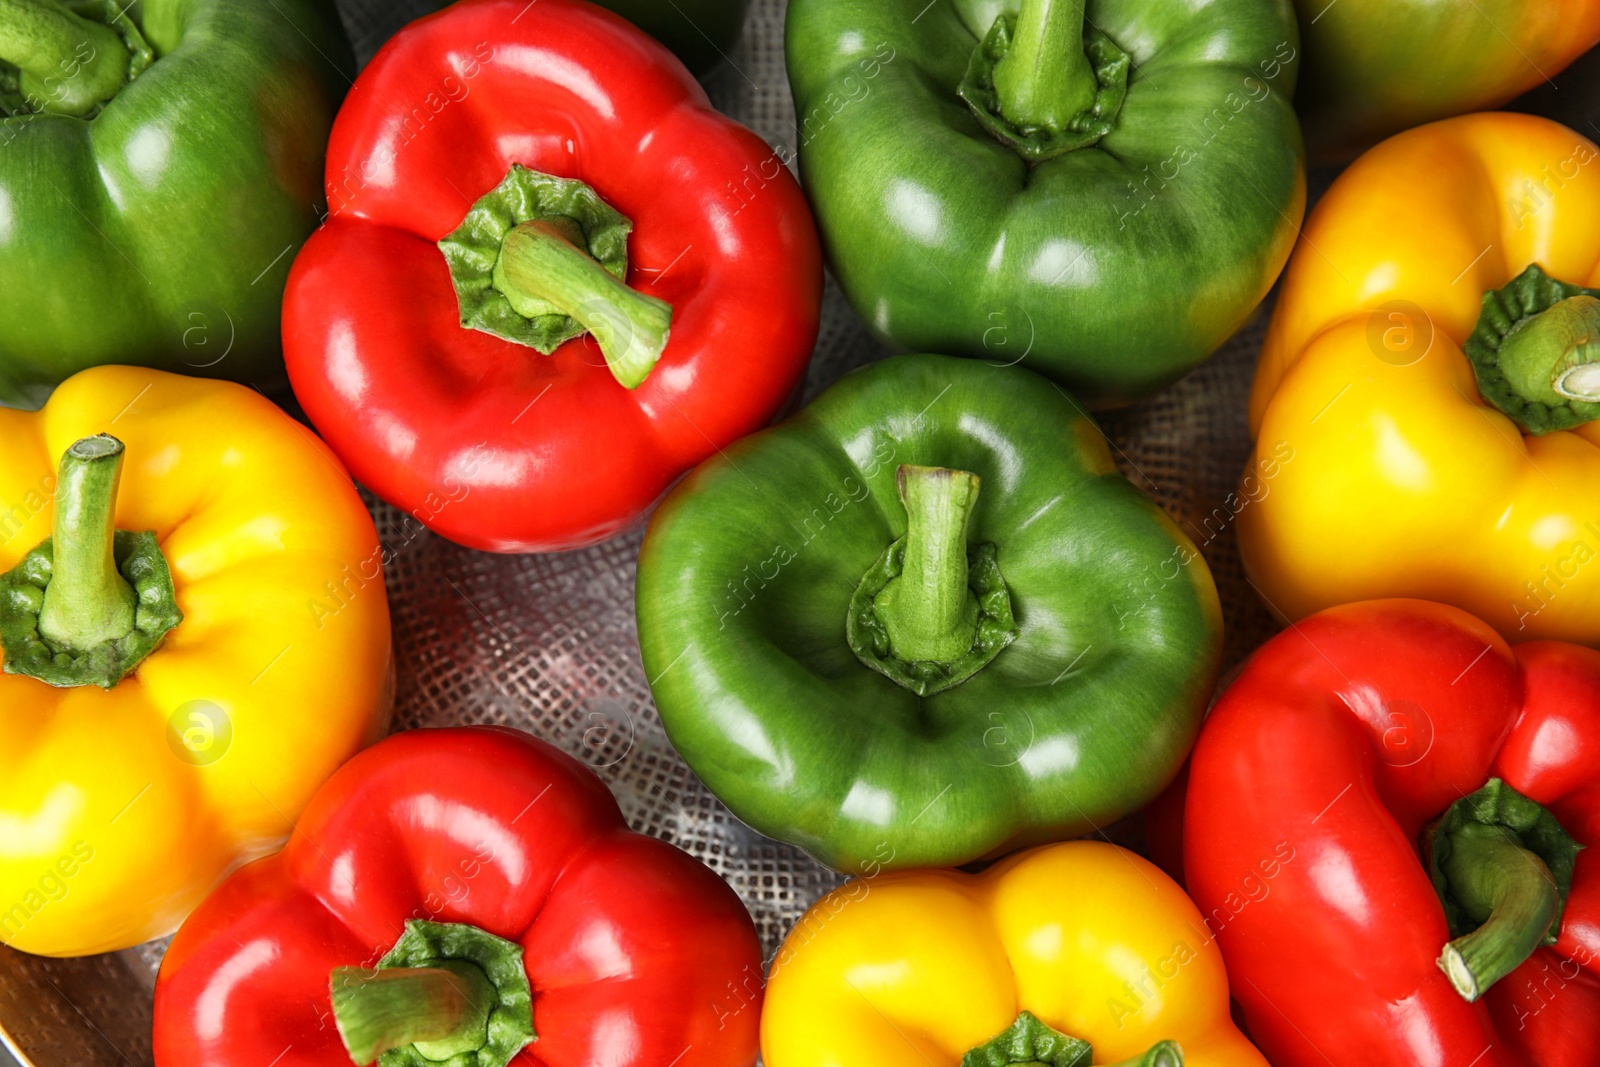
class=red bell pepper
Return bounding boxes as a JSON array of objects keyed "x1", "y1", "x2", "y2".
[
  {"x1": 1185, "y1": 600, "x2": 1600, "y2": 1067},
  {"x1": 283, "y1": 0, "x2": 821, "y2": 552},
  {"x1": 152, "y1": 727, "x2": 763, "y2": 1067}
]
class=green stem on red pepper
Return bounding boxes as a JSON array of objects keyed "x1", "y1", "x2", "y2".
[
  {"x1": 437, "y1": 163, "x2": 673, "y2": 391},
  {"x1": 0, "y1": 0, "x2": 133, "y2": 116},
  {"x1": 496, "y1": 218, "x2": 672, "y2": 390},
  {"x1": 1425, "y1": 778, "x2": 1583, "y2": 1002},
  {"x1": 1435, "y1": 825, "x2": 1561, "y2": 1001},
  {"x1": 329, "y1": 919, "x2": 535, "y2": 1067},
  {"x1": 331, "y1": 962, "x2": 499, "y2": 1065}
]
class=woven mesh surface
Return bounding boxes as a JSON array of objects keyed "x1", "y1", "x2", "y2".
[{"x1": 0, "y1": 1, "x2": 1292, "y2": 1063}]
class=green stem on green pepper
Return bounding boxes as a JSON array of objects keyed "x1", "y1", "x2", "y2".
[
  {"x1": 874, "y1": 465, "x2": 982, "y2": 664},
  {"x1": 0, "y1": 0, "x2": 130, "y2": 116},
  {"x1": 990, "y1": 0, "x2": 1098, "y2": 137}
]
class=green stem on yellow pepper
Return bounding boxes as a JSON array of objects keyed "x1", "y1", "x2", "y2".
[
  {"x1": 1464, "y1": 265, "x2": 1600, "y2": 434},
  {"x1": 1497, "y1": 295, "x2": 1600, "y2": 407},
  {"x1": 36, "y1": 434, "x2": 137, "y2": 651},
  {"x1": 1106, "y1": 1045, "x2": 1184, "y2": 1067},
  {"x1": 962, "y1": 1010, "x2": 1183, "y2": 1067},
  {"x1": 0, "y1": 433, "x2": 182, "y2": 689}
]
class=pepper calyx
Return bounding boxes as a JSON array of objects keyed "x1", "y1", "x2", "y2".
[
  {"x1": 957, "y1": 8, "x2": 1130, "y2": 163},
  {"x1": 330, "y1": 919, "x2": 535, "y2": 1067},
  {"x1": 0, "y1": 435, "x2": 181, "y2": 690},
  {"x1": 1424, "y1": 778, "x2": 1583, "y2": 1001},
  {"x1": 1464, "y1": 264, "x2": 1600, "y2": 434},
  {"x1": 962, "y1": 1011, "x2": 1183, "y2": 1067},
  {"x1": 438, "y1": 164, "x2": 672, "y2": 388},
  {"x1": 847, "y1": 466, "x2": 1018, "y2": 696}
]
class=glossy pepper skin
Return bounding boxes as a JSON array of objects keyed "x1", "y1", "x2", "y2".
[
  {"x1": 1185, "y1": 600, "x2": 1600, "y2": 1067},
  {"x1": 0, "y1": 366, "x2": 392, "y2": 957},
  {"x1": 637, "y1": 354, "x2": 1221, "y2": 874},
  {"x1": 764, "y1": 841, "x2": 1267, "y2": 1067},
  {"x1": 785, "y1": 0, "x2": 1304, "y2": 407},
  {"x1": 1242, "y1": 114, "x2": 1600, "y2": 647},
  {"x1": 1293, "y1": 0, "x2": 1600, "y2": 161},
  {"x1": 285, "y1": 0, "x2": 822, "y2": 553},
  {"x1": 153, "y1": 726, "x2": 764, "y2": 1067},
  {"x1": 0, "y1": 0, "x2": 352, "y2": 409}
]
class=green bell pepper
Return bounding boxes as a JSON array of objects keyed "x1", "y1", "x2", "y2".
[
  {"x1": 785, "y1": 0, "x2": 1305, "y2": 407},
  {"x1": 0, "y1": 0, "x2": 352, "y2": 408},
  {"x1": 637, "y1": 354, "x2": 1222, "y2": 874}
]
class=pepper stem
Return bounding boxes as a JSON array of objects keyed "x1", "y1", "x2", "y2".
[
  {"x1": 328, "y1": 919, "x2": 535, "y2": 1067},
  {"x1": 1425, "y1": 779, "x2": 1581, "y2": 1002},
  {"x1": 36, "y1": 435, "x2": 136, "y2": 653},
  {"x1": 1464, "y1": 266, "x2": 1600, "y2": 434},
  {"x1": 495, "y1": 218, "x2": 672, "y2": 389},
  {"x1": 0, "y1": 0, "x2": 131, "y2": 116},
  {"x1": 1498, "y1": 294, "x2": 1600, "y2": 406},
  {"x1": 1105, "y1": 1044, "x2": 1184, "y2": 1067},
  {"x1": 874, "y1": 466, "x2": 982, "y2": 664},
  {"x1": 1435, "y1": 823, "x2": 1562, "y2": 1001},
  {"x1": 331, "y1": 962, "x2": 498, "y2": 1065},
  {"x1": 990, "y1": 0, "x2": 1097, "y2": 135},
  {"x1": 961, "y1": 1011, "x2": 1182, "y2": 1067}
]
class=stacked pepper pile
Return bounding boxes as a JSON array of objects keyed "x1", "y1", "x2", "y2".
[{"x1": 1, "y1": 0, "x2": 1598, "y2": 1065}]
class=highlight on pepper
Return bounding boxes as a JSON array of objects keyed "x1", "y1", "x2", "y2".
[
  {"x1": 639, "y1": 354, "x2": 1222, "y2": 874},
  {"x1": 1185, "y1": 599, "x2": 1600, "y2": 1066},
  {"x1": 0, "y1": 366, "x2": 393, "y2": 957},
  {"x1": 152, "y1": 726, "x2": 764, "y2": 1067},
  {"x1": 762, "y1": 841, "x2": 1268, "y2": 1067},
  {"x1": 0, "y1": 0, "x2": 352, "y2": 407},
  {"x1": 1241, "y1": 112, "x2": 1600, "y2": 646},
  {"x1": 284, "y1": 0, "x2": 822, "y2": 554}
]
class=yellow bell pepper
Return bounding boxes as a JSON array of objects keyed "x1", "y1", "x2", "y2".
[
  {"x1": 762, "y1": 841, "x2": 1266, "y2": 1067},
  {"x1": 1244, "y1": 113, "x2": 1600, "y2": 644},
  {"x1": 0, "y1": 367, "x2": 393, "y2": 957}
]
